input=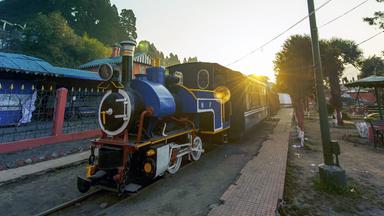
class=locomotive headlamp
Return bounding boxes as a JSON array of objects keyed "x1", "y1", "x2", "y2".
[
  {"x1": 144, "y1": 162, "x2": 152, "y2": 173},
  {"x1": 214, "y1": 86, "x2": 231, "y2": 103},
  {"x1": 86, "y1": 164, "x2": 96, "y2": 178},
  {"x1": 146, "y1": 149, "x2": 156, "y2": 157},
  {"x1": 98, "y1": 64, "x2": 122, "y2": 83},
  {"x1": 98, "y1": 64, "x2": 114, "y2": 81}
]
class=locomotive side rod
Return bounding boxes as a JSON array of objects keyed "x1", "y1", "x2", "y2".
[{"x1": 33, "y1": 189, "x2": 102, "y2": 216}]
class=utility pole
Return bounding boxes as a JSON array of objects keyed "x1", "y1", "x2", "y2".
[{"x1": 307, "y1": 0, "x2": 346, "y2": 188}]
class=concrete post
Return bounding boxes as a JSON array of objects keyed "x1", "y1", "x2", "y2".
[
  {"x1": 52, "y1": 88, "x2": 68, "y2": 136},
  {"x1": 307, "y1": 0, "x2": 346, "y2": 189}
]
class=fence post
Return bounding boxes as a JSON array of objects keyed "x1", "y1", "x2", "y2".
[{"x1": 52, "y1": 88, "x2": 68, "y2": 136}]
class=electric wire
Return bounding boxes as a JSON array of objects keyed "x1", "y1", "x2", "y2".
[
  {"x1": 226, "y1": 0, "x2": 334, "y2": 66},
  {"x1": 318, "y1": 0, "x2": 369, "y2": 29},
  {"x1": 357, "y1": 31, "x2": 384, "y2": 45}
]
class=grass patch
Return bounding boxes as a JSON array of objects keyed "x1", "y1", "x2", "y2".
[
  {"x1": 313, "y1": 177, "x2": 362, "y2": 199},
  {"x1": 283, "y1": 160, "x2": 297, "y2": 201},
  {"x1": 281, "y1": 156, "x2": 313, "y2": 216},
  {"x1": 346, "y1": 133, "x2": 361, "y2": 138},
  {"x1": 303, "y1": 142, "x2": 317, "y2": 151},
  {"x1": 303, "y1": 139, "x2": 321, "y2": 151},
  {"x1": 333, "y1": 124, "x2": 356, "y2": 129},
  {"x1": 280, "y1": 203, "x2": 311, "y2": 216},
  {"x1": 311, "y1": 178, "x2": 365, "y2": 215}
]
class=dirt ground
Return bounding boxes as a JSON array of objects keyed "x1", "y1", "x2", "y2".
[{"x1": 282, "y1": 118, "x2": 384, "y2": 216}]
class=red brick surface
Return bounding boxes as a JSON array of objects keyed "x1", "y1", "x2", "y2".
[{"x1": 208, "y1": 108, "x2": 292, "y2": 216}]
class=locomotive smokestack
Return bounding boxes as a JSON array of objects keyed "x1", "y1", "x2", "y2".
[{"x1": 120, "y1": 40, "x2": 136, "y2": 87}]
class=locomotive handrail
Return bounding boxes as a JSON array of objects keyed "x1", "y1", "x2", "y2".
[
  {"x1": 175, "y1": 84, "x2": 198, "y2": 100},
  {"x1": 188, "y1": 88, "x2": 215, "y2": 93}
]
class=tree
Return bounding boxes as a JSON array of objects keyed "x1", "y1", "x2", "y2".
[
  {"x1": 120, "y1": 9, "x2": 137, "y2": 40},
  {"x1": 164, "y1": 53, "x2": 181, "y2": 66},
  {"x1": 274, "y1": 35, "x2": 315, "y2": 130},
  {"x1": 0, "y1": 0, "x2": 129, "y2": 44},
  {"x1": 17, "y1": 12, "x2": 110, "y2": 67},
  {"x1": 137, "y1": 40, "x2": 197, "y2": 67},
  {"x1": 80, "y1": 33, "x2": 112, "y2": 64},
  {"x1": 136, "y1": 40, "x2": 165, "y2": 61},
  {"x1": 358, "y1": 55, "x2": 384, "y2": 78},
  {"x1": 182, "y1": 57, "x2": 198, "y2": 63},
  {"x1": 320, "y1": 38, "x2": 362, "y2": 125},
  {"x1": 364, "y1": 0, "x2": 384, "y2": 29},
  {"x1": 186, "y1": 57, "x2": 198, "y2": 63},
  {"x1": 275, "y1": 35, "x2": 362, "y2": 128}
]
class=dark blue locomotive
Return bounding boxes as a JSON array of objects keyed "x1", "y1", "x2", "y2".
[{"x1": 78, "y1": 40, "x2": 232, "y2": 193}]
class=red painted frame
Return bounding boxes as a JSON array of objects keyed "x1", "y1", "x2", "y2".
[{"x1": 0, "y1": 129, "x2": 101, "y2": 154}]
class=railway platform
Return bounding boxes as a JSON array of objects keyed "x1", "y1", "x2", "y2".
[
  {"x1": 0, "y1": 136, "x2": 94, "y2": 185},
  {"x1": 208, "y1": 108, "x2": 292, "y2": 216},
  {"x1": 0, "y1": 151, "x2": 88, "y2": 184}
]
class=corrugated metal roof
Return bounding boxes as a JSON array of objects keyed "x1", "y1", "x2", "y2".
[
  {"x1": 79, "y1": 52, "x2": 152, "y2": 69},
  {"x1": 79, "y1": 56, "x2": 122, "y2": 69},
  {"x1": 345, "y1": 75, "x2": 384, "y2": 88},
  {"x1": 0, "y1": 52, "x2": 101, "y2": 81},
  {"x1": 54, "y1": 67, "x2": 101, "y2": 80}
]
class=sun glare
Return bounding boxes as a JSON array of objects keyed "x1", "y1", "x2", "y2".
[
  {"x1": 247, "y1": 71, "x2": 276, "y2": 83},
  {"x1": 258, "y1": 71, "x2": 275, "y2": 82}
]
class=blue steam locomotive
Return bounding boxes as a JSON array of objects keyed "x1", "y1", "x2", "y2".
[{"x1": 77, "y1": 40, "x2": 270, "y2": 194}]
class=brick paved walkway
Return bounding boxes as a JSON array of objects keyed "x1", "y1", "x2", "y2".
[{"x1": 208, "y1": 108, "x2": 292, "y2": 216}]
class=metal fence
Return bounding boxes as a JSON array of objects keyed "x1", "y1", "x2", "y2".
[
  {"x1": 0, "y1": 84, "x2": 56, "y2": 143},
  {"x1": 0, "y1": 83, "x2": 103, "y2": 144},
  {"x1": 63, "y1": 87, "x2": 103, "y2": 134}
]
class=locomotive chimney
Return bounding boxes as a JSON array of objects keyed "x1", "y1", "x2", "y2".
[{"x1": 120, "y1": 40, "x2": 136, "y2": 87}]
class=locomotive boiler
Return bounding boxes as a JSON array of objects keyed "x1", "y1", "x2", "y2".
[{"x1": 77, "y1": 40, "x2": 231, "y2": 194}]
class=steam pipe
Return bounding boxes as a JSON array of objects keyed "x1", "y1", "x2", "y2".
[
  {"x1": 136, "y1": 107, "x2": 153, "y2": 144},
  {"x1": 120, "y1": 40, "x2": 137, "y2": 87}
]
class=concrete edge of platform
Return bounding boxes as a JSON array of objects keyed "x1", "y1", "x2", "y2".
[{"x1": 0, "y1": 151, "x2": 89, "y2": 185}]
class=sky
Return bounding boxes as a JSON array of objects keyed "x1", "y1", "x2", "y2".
[{"x1": 111, "y1": 0, "x2": 383, "y2": 81}]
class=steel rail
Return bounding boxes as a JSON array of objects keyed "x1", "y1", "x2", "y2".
[{"x1": 33, "y1": 189, "x2": 102, "y2": 216}]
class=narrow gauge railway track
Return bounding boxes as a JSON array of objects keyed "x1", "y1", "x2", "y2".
[
  {"x1": 33, "y1": 175, "x2": 167, "y2": 216},
  {"x1": 33, "y1": 189, "x2": 102, "y2": 216},
  {"x1": 32, "y1": 171, "x2": 176, "y2": 216},
  {"x1": 33, "y1": 143, "x2": 216, "y2": 216}
]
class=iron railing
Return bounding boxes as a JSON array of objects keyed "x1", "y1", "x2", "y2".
[
  {"x1": 0, "y1": 85, "x2": 56, "y2": 143},
  {"x1": 0, "y1": 84, "x2": 103, "y2": 144},
  {"x1": 63, "y1": 87, "x2": 103, "y2": 134}
]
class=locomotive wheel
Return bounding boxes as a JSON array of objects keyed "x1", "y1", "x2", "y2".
[
  {"x1": 167, "y1": 156, "x2": 182, "y2": 174},
  {"x1": 191, "y1": 136, "x2": 203, "y2": 161}
]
